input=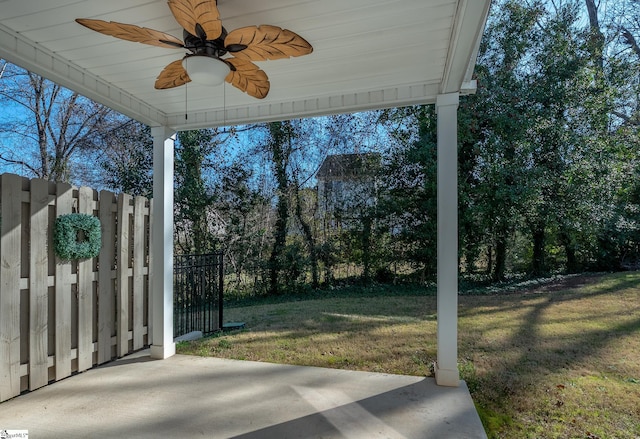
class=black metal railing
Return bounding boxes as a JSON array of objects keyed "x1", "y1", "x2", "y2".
[{"x1": 174, "y1": 253, "x2": 223, "y2": 338}]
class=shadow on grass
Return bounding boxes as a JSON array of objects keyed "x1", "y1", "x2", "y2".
[{"x1": 458, "y1": 272, "x2": 640, "y2": 437}]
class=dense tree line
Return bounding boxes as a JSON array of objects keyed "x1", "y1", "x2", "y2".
[
  {"x1": 179, "y1": 0, "x2": 640, "y2": 291},
  {"x1": 1, "y1": 0, "x2": 638, "y2": 295}
]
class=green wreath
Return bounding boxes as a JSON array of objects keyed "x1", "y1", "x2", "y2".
[{"x1": 54, "y1": 213, "x2": 102, "y2": 260}]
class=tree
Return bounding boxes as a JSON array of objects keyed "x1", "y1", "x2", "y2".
[
  {"x1": 464, "y1": 0, "x2": 629, "y2": 277},
  {"x1": 582, "y1": 0, "x2": 640, "y2": 269},
  {"x1": 611, "y1": 0, "x2": 640, "y2": 127},
  {"x1": 520, "y1": 0, "x2": 590, "y2": 275},
  {"x1": 214, "y1": 162, "x2": 271, "y2": 290},
  {"x1": 469, "y1": 0, "x2": 539, "y2": 279},
  {"x1": 293, "y1": 171, "x2": 320, "y2": 288},
  {"x1": 174, "y1": 129, "x2": 219, "y2": 254},
  {"x1": 0, "y1": 63, "x2": 115, "y2": 183},
  {"x1": 378, "y1": 106, "x2": 438, "y2": 281},
  {"x1": 99, "y1": 121, "x2": 154, "y2": 196},
  {"x1": 266, "y1": 121, "x2": 294, "y2": 295}
]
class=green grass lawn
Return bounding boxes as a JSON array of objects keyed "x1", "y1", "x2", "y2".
[{"x1": 177, "y1": 272, "x2": 640, "y2": 438}]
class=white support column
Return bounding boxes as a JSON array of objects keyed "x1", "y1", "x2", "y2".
[
  {"x1": 435, "y1": 92, "x2": 460, "y2": 387},
  {"x1": 150, "y1": 126, "x2": 176, "y2": 360}
]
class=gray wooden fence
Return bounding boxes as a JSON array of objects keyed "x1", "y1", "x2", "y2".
[{"x1": 0, "y1": 173, "x2": 152, "y2": 403}]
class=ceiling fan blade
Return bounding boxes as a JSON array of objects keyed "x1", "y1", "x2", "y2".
[
  {"x1": 76, "y1": 19, "x2": 184, "y2": 49},
  {"x1": 225, "y1": 25, "x2": 313, "y2": 61},
  {"x1": 155, "y1": 59, "x2": 191, "y2": 89},
  {"x1": 225, "y1": 58, "x2": 270, "y2": 99},
  {"x1": 168, "y1": 0, "x2": 222, "y2": 41}
]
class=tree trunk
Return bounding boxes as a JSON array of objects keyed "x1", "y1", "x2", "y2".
[
  {"x1": 622, "y1": 28, "x2": 640, "y2": 58},
  {"x1": 585, "y1": 0, "x2": 605, "y2": 72},
  {"x1": 267, "y1": 122, "x2": 291, "y2": 295},
  {"x1": 531, "y1": 225, "x2": 546, "y2": 276},
  {"x1": 294, "y1": 184, "x2": 319, "y2": 288},
  {"x1": 559, "y1": 230, "x2": 579, "y2": 273},
  {"x1": 268, "y1": 196, "x2": 288, "y2": 295},
  {"x1": 175, "y1": 130, "x2": 215, "y2": 255},
  {"x1": 493, "y1": 238, "x2": 507, "y2": 282},
  {"x1": 464, "y1": 240, "x2": 478, "y2": 274},
  {"x1": 361, "y1": 216, "x2": 372, "y2": 283},
  {"x1": 486, "y1": 245, "x2": 493, "y2": 277}
]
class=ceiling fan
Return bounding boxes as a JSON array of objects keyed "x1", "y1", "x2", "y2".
[{"x1": 76, "y1": 0, "x2": 313, "y2": 99}]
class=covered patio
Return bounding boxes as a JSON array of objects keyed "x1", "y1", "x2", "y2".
[
  {"x1": 0, "y1": 349, "x2": 485, "y2": 438},
  {"x1": 0, "y1": 0, "x2": 491, "y2": 435}
]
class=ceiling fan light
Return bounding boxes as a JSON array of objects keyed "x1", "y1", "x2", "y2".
[{"x1": 182, "y1": 55, "x2": 230, "y2": 86}]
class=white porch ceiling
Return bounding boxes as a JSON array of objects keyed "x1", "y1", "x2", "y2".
[{"x1": 0, "y1": 0, "x2": 491, "y2": 131}]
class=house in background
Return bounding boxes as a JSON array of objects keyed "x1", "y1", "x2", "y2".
[{"x1": 316, "y1": 153, "x2": 381, "y2": 225}]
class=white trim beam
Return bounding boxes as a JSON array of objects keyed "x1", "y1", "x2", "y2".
[
  {"x1": 435, "y1": 92, "x2": 460, "y2": 387},
  {"x1": 166, "y1": 82, "x2": 442, "y2": 130},
  {"x1": 441, "y1": 0, "x2": 492, "y2": 94},
  {"x1": 150, "y1": 126, "x2": 176, "y2": 360}
]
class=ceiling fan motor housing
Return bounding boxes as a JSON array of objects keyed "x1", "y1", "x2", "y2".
[{"x1": 184, "y1": 27, "x2": 236, "y2": 58}]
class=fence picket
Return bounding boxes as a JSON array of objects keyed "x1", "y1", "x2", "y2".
[
  {"x1": 133, "y1": 196, "x2": 145, "y2": 350},
  {"x1": 54, "y1": 182, "x2": 73, "y2": 380},
  {"x1": 116, "y1": 193, "x2": 132, "y2": 357},
  {"x1": 98, "y1": 190, "x2": 116, "y2": 364},
  {"x1": 28, "y1": 179, "x2": 50, "y2": 390},
  {"x1": 77, "y1": 186, "x2": 95, "y2": 372},
  {"x1": 0, "y1": 174, "x2": 24, "y2": 401},
  {"x1": 148, "y1": 199, "x2": 154, "y2": 344}
]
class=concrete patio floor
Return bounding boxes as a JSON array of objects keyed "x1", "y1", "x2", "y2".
[{"x1": 0, "y1": 349, "x2": 487, "y2": 438}]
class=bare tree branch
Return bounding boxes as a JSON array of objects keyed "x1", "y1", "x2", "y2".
[
  {"x1": 622, "y1": 27, "x2": 640, "y2": 58},
  {"x1": 0, "y1": 153, "x2": 40, "y2": 176},
  {"x1": 612, "y1": 110, "x2": 640, "y2": 126}
]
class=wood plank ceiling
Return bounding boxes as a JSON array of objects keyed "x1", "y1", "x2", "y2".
[{"x1": 0, "y1": 0, "x2": 491, "y2": 130}]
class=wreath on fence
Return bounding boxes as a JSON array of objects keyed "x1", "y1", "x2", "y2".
[{"x1": 54, "y1": 213, "x2": 102, "y2": 260}]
